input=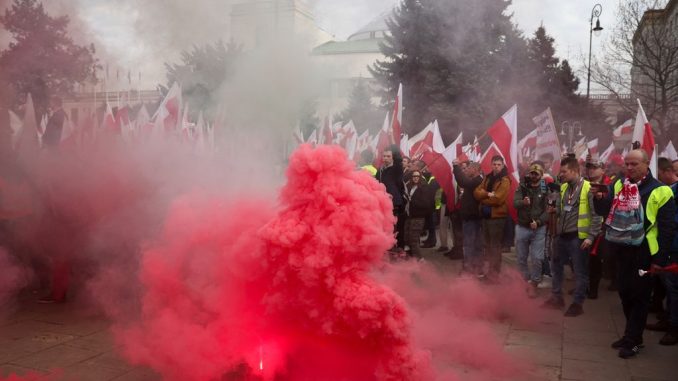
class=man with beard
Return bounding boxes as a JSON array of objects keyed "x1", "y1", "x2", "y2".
[{"x1": 473, "y1": 155, "x2": 510, "y2": 280}]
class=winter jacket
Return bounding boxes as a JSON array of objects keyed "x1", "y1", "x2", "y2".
[
  {"x1": 404, "y1": 182, "x2": 435, "y2": 218},
  {"x1": 376, "y1": 163, "x2": 404, "y2": 208},
  {"x1": 513, "y1": 180, "x2": 549, "y2": 227},
  {"x1": 473, "y1": 170, "x2": 511, "y2": 219},
  {"x1": 452, "y1": 164, "x2": 482, "y2": 220},
  {"x1": 593, "y1": 172, "x2": 676, "y2": 266}
]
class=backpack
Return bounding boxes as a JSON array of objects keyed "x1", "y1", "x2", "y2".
[{"x1": 605, "y1": 180, "x2": 645, "y2": 246}]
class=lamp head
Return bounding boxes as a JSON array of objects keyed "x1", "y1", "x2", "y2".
[{"x1": 593, "y1": 19, "x2": 603, "y2": 37}]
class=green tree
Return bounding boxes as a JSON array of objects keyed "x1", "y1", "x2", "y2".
[
  {"x1": 0, "y1": 0, "x2": 97, "y2": 113},
  {"x1": 162, "y1": 40, "x2": 241, "y2": 120},
  {"x1": 338, "y1": 79, "x2": 382, "y2": 134},
  {"x1": 298, "y1": 98, "x2": 320, "y2": 141},
  {"x1": 371, "y1": 0, "x2": 523, "y2": 141}
]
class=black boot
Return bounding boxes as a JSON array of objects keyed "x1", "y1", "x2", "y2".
[{"x1": 659, "y1": 327, "x2": 678, "y2": 345}]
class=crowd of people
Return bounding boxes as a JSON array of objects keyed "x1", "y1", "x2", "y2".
[{"x1": 365, "y1": 144, "x2": 678, "y2": 359}]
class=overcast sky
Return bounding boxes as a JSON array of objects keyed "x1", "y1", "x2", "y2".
[{"x1": 3, "y1": 0, "x2": 618, "y2": 90}]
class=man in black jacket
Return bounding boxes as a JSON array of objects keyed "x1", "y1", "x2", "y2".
[
  {"x1": 593, "y1": 149, "x2": 676, "y2": 358},
  {"x1": 452, "y1": 159, "x2": 483, "y2": 275},
  {"x1": 377, "y1": 146, "x2": 405, "y2": 248}
]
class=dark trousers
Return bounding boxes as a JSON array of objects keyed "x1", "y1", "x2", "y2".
[
  {"x1": 611, "y1": 242, "x2": 653, "y2": 344},
  {"x1": 405, "y1": 218, "x2": 425, "y2": 259},
  {"x1": 450, "y1": 212, "x2": 463, "y2": 251},
  {"x1": 394, "y1": 205, "x2": 406, "y2": 248},
  {"x1": 590, "y1": 253, "x2": 602, "y2": 295},
  {"x1": 423, "y1": 212, "x2": 437, "y2": 245},
  {"x1": 482, "y1": 218, "x2": 505, "y2": 276}
]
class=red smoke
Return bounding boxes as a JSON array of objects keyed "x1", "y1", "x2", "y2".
[{"x1": 113, "y1": 144, "x2": 431, "y2": 380}]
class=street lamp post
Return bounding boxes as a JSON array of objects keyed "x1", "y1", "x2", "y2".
[
  {"x1": 587, "y1": 4, "x2": 603, "y2": 101},
  {"x1": 560, "y1": 121, "x2": 583, "y2": 154}
]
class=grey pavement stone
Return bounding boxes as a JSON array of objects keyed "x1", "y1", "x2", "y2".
[
  {"x1": 561, "y1": 358, "x2": 632, "y2": 381},
  {"x1": 10, "y1": 344, "x2": 101, "y2": 371},
  {"x1": 506, "y1": 329, "x2": 561, "y2": 349},
  {"x1": 504, "y1": 343, "x2": 562, "y2": 367}
]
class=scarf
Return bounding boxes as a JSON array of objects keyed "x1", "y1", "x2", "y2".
[
  {"x1": 606, "y1": 177, "x2": 641, "y2": 225},
  {"x1": 485, "y1": 166, "x2": 508, "y2": 191}
]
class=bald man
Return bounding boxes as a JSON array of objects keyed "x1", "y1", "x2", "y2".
[{"x1": 593, "y1": 149, "x2": 676, "y2": 358}]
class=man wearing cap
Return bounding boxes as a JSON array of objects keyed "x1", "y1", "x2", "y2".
[{"x1": 514, "y1": 163, "x2": 550, "y2": 297}]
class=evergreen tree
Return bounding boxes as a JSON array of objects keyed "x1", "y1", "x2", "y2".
[
  {"x1": 163, "y1": 40, "x2": 241, "y2": 120},
  {"x1": 0, "y1": 0, "x2": 98, "y2": 113},
  {"x1": 338, "y1": 79, "x2": 381, "y2": 134},
  {"x1": 371, "y1": 0, "x2": 523, "y2": 141},
  {"x1": 298, "y1": 98, "x2": 320, "y2": 141}
]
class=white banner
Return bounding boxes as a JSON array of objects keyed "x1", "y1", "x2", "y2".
[{"x1": 532, "y1": 107, "x2": 562, "y2": 174}]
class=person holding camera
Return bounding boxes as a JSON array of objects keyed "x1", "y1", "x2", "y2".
[{"x1": 514, "y1": 164, "x2": 550, "y2": 298}]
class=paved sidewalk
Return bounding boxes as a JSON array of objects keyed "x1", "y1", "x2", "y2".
[{"x1": 1, "y1": 248, "x2": 677, "y2": 380}]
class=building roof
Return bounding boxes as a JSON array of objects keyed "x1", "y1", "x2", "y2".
[
  {"x1": 347, "y1": 10, "x2": 391, "y2": 41},
  {"x1": 311, "y1": 38, "x2": 384, "y2": 55}
]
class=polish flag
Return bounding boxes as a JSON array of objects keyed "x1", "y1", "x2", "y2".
[
  {"x1": 399, "y1": 133, "x2": 410, "y2": 159},
  {"x1": 408, "y1": 120, "x2": 445, "y2": 159},
  {"x1": 102, "y1": 102, "x2": 118, "y2": 134},
  {"x1": 586, "y1": 138, "x2": 599, "y2": 158},
  {"x1": 390, "y1": 83, "x2": 403, "y2": 145},
  {"x1": 660, "y1": 141, "x2": 678, "y2": 161},
  {"x1": 355, "y1": 130, "x2": 371, "y2": 161},
  {"x1": 599, "y1": 142, "x2": 616, "y2": 164},
  {"x1": 153, "y1": 82, "x2": 182, "y2": 134},
  {"x1": 485, "y1": 105, "x2": 519, "y2": 221},
  {"x1": 306, "y1": 129, "x2": 317, "y2": 146},
  {"x1": 613, "y1": 119, "x2": 634, "y2": 139},
  {"x1": 518, "y1": 128, "x2": 538, "y2": 164},
  {"x1": 373, "y1": 111, "x2": 392, "y2": 167},
  {"x1": 318, "y1": 115, "x2": 333, "y2": 145},
  {"x1": 443, "y1": 132, "x2": 463, "y2": 211},
  {"x1": 632, "y1": 99, "x2": 656, "y2": 173},
  {"x1": 420, "y1": 127, "x2": 459, "y2": 211},
  {"x1": 15, "y1": 94, "x2": 41, "y2": 162},
  {"x1": 292, "y1": 124, "x2": 304, "y2": 145}
]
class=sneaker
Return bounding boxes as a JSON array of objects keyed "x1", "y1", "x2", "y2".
[
  {"x1": 646, "y1": 320, "x2": 670, "y2": 332},
  {"x1": 659, "y1": 328, "x2": 678, "y2": 345},
  {"x1": 537, "y1": 275, "x2": 552, "y2": 289},
  {"x1": 618, "y1": 343, "x2": 641, "y2": 359},
  {"x1": 541, "y1": 296, "x2": 565, "y2": 309},
  {"x1": 564, "y1": 303, "x2": 584, "y2": 317}
]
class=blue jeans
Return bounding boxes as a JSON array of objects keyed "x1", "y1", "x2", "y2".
[
  {"x1": 515, "y1": 225, "x2": 546, "y2": 283},
  {"x1": 462, "y1": 219, "x2": 482, "y2": 273},
  {"x1": 552, "y1": 235, "x2": 589, "y2": 305}
]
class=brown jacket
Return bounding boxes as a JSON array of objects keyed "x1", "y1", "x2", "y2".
[{"x1": 473, "y1": 175, "x2": 511, "y2": 218}]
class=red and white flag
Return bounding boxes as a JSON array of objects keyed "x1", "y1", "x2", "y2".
[
  {"x1": 102, "y1": 102, "x2": 118, "y2": 134},
  {"x1": 599, "y1": 142, "x2": 615, "y2": 164},
  {"x1": 586, "y1": 138, "x2": 599, "y2": 159},
  {"x1": 153, "y1": 82, "x2": 182, "y2": 135},
  {"x1": 318, "y1": 115, "x2": 333, "y2": 145},
  {"x1": 632, "y1": 99, "x2": 656, "y2": 173},
  {"x1": 420, "y1": 126, "x2": 457, "y2": 211},
  {"x1": 9, "y1": 110, "x2": 22, "y2": 149},
  {"x1": 518, "y1": 128, "x2": 538, "y2": 164},
  {"x1": 306, "y1": 129, "x2": 318, "y2": 146},
  {"x1": 486, "y1": 104, "x2": 519, "y2": 221},
  {"x1": 373, "y1": 111, "x2": 391, "y2": 167},
  {"x1": 408, "y1": 120, "x2": 445, "y2": 159},
  {"x1": 660, "y1": 141, "x2": 678, "y2": 161},
  {"x1": 292, "y1": 124, "x2": 304, "y2": 146},
  {"x1": 613, "y1": 118, "x2": 633, "y2": 147},
  {"x1": 479, "y1": 142, "x2": 504, "y2": 174},
  {"x1": 390, "y1": 83, "x2": 403, "y2": 145},
  {"x1": 400, "y1": 133, "x2": 410, "y2": 159},
  {"x1": 444, "y1": 132, "x2": 463, "y2": 211},
  {"x1": 15, "y1": 94, "x2": 40, "y2": 162}
]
